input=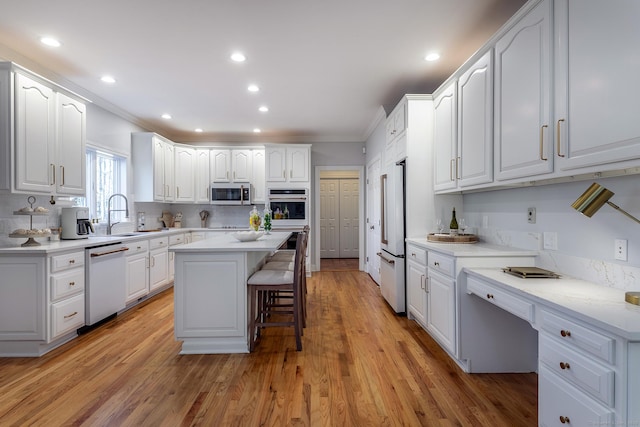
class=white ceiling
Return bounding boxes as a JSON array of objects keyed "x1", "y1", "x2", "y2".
[{"x1": 0, "y1": 0, "x2": 527, "y2": 144}]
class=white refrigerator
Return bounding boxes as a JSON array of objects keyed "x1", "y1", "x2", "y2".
[{"x1": 379, "y1": 161, "x2": 405, "y2": 313}]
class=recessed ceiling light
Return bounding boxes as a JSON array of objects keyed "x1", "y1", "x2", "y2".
[
  {"x1": 425, "y1": 52, "x2": 440, "y2": 62},
  {"x1": 230, "y1": 52, "x2": 246, "y2": 62},
  {"x1": 195, "y1": 128, "x2": 203, "y2": 133},
  {"x1": 161, "y1": 113, "x2": 172, "y2": 120},
  {"x1": 101, "y1": 75, "x2": 116, "y2": 84},
  {"x1": 247, "y1": 84, "x2": 259, "y2": 92},
  {"x1": 40, "y1": 37, "x2": 61, "y2": 47},
  {"x1": 253, "y1": 128, "x2": 261, "y2": 133},
  {"x1": 259, "y1": 106, "x2": 269, "y2": 113}
]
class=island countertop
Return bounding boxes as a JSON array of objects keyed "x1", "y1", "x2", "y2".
[{"x1": 170, "y1": 231, "x2": 291, "y2": 253}]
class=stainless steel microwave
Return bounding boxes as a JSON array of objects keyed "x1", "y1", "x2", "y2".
[{"x1": 211, "y1": 183, "x2": 251, "y2": 205}]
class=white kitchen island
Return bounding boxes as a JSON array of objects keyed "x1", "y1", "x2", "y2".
[{"x1": 170, "y1": 231, "x2": 291, "y2": 354}]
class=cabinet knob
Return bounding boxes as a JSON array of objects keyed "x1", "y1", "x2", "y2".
[
  {"x1": 560, "y1": 329, "x2": 571, "y2": 338},
  {"x1": 433, "y1": 261, "x2": 440, "y2": 266},
  {"x1": 559, "y1": 415, "x2": 570, "y2": 424},
  {"x1": 559, "y1": 362, "x2": 570, "y2": 370},
  {"x1": 486, "y1": 293, "x2": 494, "y2": 299},
  {"x1": 69, "y1": 259, "x2": 75, "y2": 264},
  {"x1": 411, "y1": 253, "x2": 416, "y2": 257},
  {"x1": 69, "y1": 281, "x2": 75, "y2": 286}
]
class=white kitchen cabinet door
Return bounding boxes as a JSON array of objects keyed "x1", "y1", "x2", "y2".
[
  {"x1": 195, "y1": 149, "x2": 210, "y2": 203},
  {"x1": 427, "y1": 269, "x2": 456, "y2": 355},
  {"x1": 163, "y1": 142, "x2": 175, "y2": 202},
  {"x1": 554, "y1": 0, "x2": 640, "y2": 171},
  {"x1": 265, "y1": 146, "x2": 286, "y2": 182},
  {"x1": 433, "y1": 82, "x2": 457, "y2": 192},
  {"x1": 407, "y1": 258, "x2": 427, "y2": 327},
  {"x1": 231, "y1": 149, "x2": 251, "y2": 182},
  {"x1": 457, "y1": 50, "x2": 493, "y2": 188},
  {"x1": 211, "y1": 149, "x2": 231, "y2": 182},
  {"x1": 152, "y1": 137, "x2": 165, "y2": 201},
  {"x1": 14, "y1": 72, "x2": 56, "y2": 194},
  {"x1": 494, "y1": 0, "x2": 553, "y2": 181},
  {"x1": 251, "y1": 149, "x2": 266, "y2": 204},
  {"x1": 0, "y1": 257, "x2": 46, "y2": 342},
  {"x1": 174, "y1": 145, "x2": 195, "y2": 202},
  {"x1": 149, "y1": 248, "x2": 168, "y2": 291},
  {"x1": 125, "y1": 253, "x2": 149, "y2": 304},
  {"x1": 55, "y1": 92, "x2": 86, "y2": 196},
  {"x1": 287, "y1": 146, "x2": 309, "y2": 182}
]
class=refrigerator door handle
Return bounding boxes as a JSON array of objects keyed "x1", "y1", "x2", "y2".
[{"x1": 377, "y1": 252, "x2": 395, "y2": 265}]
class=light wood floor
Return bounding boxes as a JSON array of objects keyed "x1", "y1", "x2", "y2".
[
  {"x1": 0, "y1": 269, "x2": 537, "y2": 426},
  {"x1": 320, "y1": 258, "x2": 359, "y2": 271}
]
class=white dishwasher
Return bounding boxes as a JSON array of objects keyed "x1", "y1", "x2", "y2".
[{"x1": 85, "y1": 242, "x2": 128, "y2": 326}]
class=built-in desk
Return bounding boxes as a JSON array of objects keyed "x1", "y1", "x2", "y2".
[
  {"x1": 170, "y1": 231, "x2": 291, "y2": 354},
  {"x1": 464, "y1": 267, "x2": 640, "y2": 427}
]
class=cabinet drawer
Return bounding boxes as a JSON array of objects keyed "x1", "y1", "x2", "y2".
[
  {"x1": 428, "y1": 251, "x2": 454, "y2": 277},
  {"x1": 169, "y1": 233, "x2": 185, "y2": 246},
  {"x1": 540, "y1": 335, "x2": 614, "y2": 406},
  {"x1": 149, "y1": 236, "x2": 168, "y2": 250},
  {"x1": 467, "y1": 275, "x2": 534, "y2": 323},
  {"x1": 50, "y1": 251, "x2": 84, "y2": 273},
  {"x1": 50, "y1": 293, "x2": 84, "y2": 339},
  {"x1": 540, "y1": 309, "x2": 615, "y2": 364},
  {"x1": 50, "y1": 269, "x2": 85, "y2": 302},
  {"x1": 539, "y1": 366, "x2": 613, "y2": 426},
  {"x1": 124, "y1": 239, "x2": 149, "y2": 256},
  {"x1": 407, "y1": 245, "x2": 427, "y2": 266}
]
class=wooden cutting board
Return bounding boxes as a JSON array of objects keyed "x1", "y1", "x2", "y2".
[{"x1": 427, "y1": 233, "x2": 478, "y2": 243}]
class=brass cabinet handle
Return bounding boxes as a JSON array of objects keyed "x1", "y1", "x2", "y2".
[
  {"x1": 559, "y1": 362, "x2": 571, "y2": 370},
  {"x1": 50, "y1": 164, "x2": 56, "y2": 185},
  {"x1": 456, "y1": 157, "x2": 461, "y2": 180},
  {"x1": 559, "y1": 415, "x2": 570, "y2": 424},
  {"x1": 560, "y1": 329, "x2": 571, "y2": 337},
  {"x1": 283, "y1": 170, "x2": 286, "y2": 179},
  {"x1": 450, "y1": 158, "x2": 455, "y2": 181},
  {"x1": 540, "y1": 125, "x2": 548, "y2": 161},
  {"x1": 420, "y1": 274, "x2": 425, "y2": 290},
  {"x1": 60, "y1": 166, "x2": 65, "y2": 186},
  {"x1": 64, "y1": 311, "x2": 78, "y2": 319},
  {"x1": 556, "y1": 119, "x2": 566, "y2": 157}
]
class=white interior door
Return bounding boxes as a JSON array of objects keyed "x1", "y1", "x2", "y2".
[
  {"x1": 319, "y1": 179, "x2": 339, "y2": 258},
  {"x1": 339, "y1": 179, "x2": 359, "y2": 258},
  {"x1": 366, "y1": 157, "x2": 381, "y2": 285}
]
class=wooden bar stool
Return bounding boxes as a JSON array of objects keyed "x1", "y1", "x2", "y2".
[{"x1": 247, "y1": 232, "x2": 305, "y2": 351}]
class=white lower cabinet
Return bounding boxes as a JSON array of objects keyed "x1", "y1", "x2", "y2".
[
  {"x1": 124, "y1": 239, "x2": 149, "y2": 304},
  {"x1": 48, "y1": 250, "x2": 85, "y2": 341},
  {"x1": 149, "y1": 237, "x2": 169, "y2": 292},
  {"x1": 426, "y1": 268, "x2": 456, "y2": 355},
  {"x1": 168, "y1": 233, "x2": 185, "y2": 282},
  {"x1": 406, "y1": 244, "x2": 427, "y2": 327}
]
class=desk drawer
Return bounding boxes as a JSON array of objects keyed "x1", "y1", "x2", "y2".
[
  {"x1": 540, "y1": 309, "x2": 615, "y2": 364},
  {"x1": 540, "y1": 335, "x2": 614, "y2": 406},
  {"x1": 467, "y1": 275, "x2": 534, "y2": 323}
]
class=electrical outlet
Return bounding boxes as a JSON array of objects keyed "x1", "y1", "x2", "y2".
[
  {"x1": 543, "y1": 232, "x2": 558, "y2": 250},
  {"x1": 615, "y1": 239, "x2": 628, "y2": 261},
  {"x1": 527, "y1": 207, "x2": 536, "y2": 224}
]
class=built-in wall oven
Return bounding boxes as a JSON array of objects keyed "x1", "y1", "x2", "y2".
[{"x1": 267, "y1": 188, "x2": 308, "y2": 227}]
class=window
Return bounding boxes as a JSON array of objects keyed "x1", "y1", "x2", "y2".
[{"x1": 77, "y1": 147, "x2": 127, "y2": 222}]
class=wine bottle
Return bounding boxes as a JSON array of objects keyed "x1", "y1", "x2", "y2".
[{"x1": 449, "y1": 208, "x2": 459, "y2": 236}]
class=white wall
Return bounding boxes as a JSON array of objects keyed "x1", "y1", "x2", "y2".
[{"x1": 463, "y1": 175, "x2": 640, "y2": 290}]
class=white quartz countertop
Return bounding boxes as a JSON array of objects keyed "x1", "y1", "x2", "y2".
[
  {"x1": 170, "y1": 231, "x2": 291, "y2": 253},
  {"x1": 0, "y1": 228, "x2": 210, "y2": 254},
  {"x1": 464, "y1": 267, "x2": 640, "y2": 340},
  {"x1": 406, "y1": 237, "x2": 539, "y2": 257}
]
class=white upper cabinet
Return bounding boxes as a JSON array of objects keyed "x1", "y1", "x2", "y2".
[
  {"x1": 554, "y1": 0, "x2": 640, "y2": 171},
  {"x1": 211, "y1": 149, "x2": 252, "y2": 183},
  {"x1": 265, "y1": 144, "x2": 310, "y2": 185},
  {"x1": 194, "y1": 149, "x2": 210, "y2": 203},
  {"x1": 174, "y1": 144, "x2": 195, "y2": 203},
  {"x1": 385, "y1": 100, "x2": 407, "y2": 165},
  {"x1": 457, "y1": 50, "x2": 493, "y2": 188},
  {"x1": 251, "y1": 149, "x2": 266, "y2": 204},
  {"x1": 6, "y1": 67, "x2": 86, "y2": 196},
  {"x1": 55, "y1": 92, "x2": 86, "y2": 195},
  {"x1": 433, "y1": 82, "x2": 458, "y2": 192},
  {"x1": 494, "y1": 0, "x2": 553, "y2": 181},
  {"x1": 132, "y1": 132, "x2": 175, "y2": 202}
]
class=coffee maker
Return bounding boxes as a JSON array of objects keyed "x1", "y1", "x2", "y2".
[{"x1": 61, "y1": 207, "x2": 94, "y2": 239}]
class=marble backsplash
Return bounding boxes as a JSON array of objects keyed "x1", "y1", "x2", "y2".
[{"x1": 478, "y1": 226, "x2": 639, "y2": 292}]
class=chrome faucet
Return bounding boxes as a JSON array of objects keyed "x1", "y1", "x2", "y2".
[{"x1": 107, "y1": 193, "x2": 129, "y2": 235}]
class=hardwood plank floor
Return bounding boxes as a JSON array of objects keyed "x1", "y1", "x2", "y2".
[{"x1": 0, "y1": 270, "x2": 537, "y2": 426}]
